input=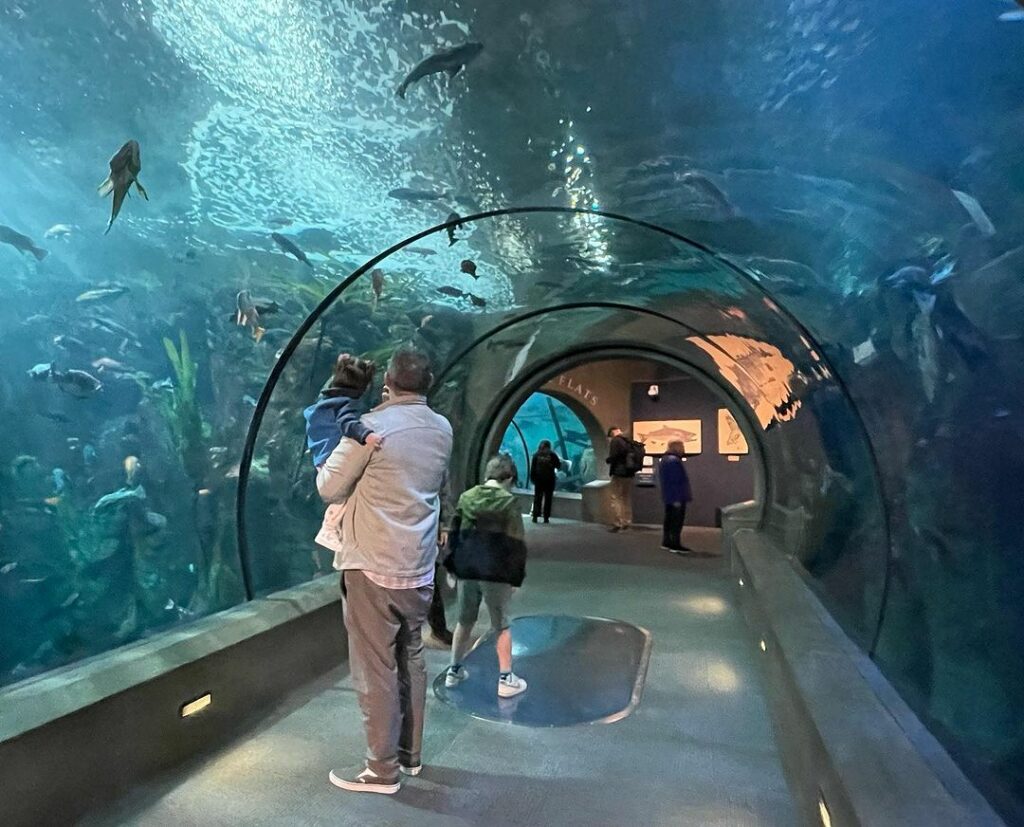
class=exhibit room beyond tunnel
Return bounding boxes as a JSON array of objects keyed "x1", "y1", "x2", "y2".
[{"x1": 1, "y1": 2, "x2": 1022, "y2": 826}]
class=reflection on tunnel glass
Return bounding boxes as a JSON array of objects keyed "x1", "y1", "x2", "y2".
[{"x1": 1, "y1": 2, "x2": 1023, "y2": 819}]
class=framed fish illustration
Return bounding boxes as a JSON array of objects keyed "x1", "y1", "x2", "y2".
[
  {"x1": 717, "y1": 408, "x2": 749, "y2": 456},
  {"x1": 633, "y1": 419, "x2": 702, "y2": 455}
]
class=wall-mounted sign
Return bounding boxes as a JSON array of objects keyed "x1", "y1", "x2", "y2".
[
  {"x1": 717, "y1": 408, "x2": 749, "y2": 455},
  {"x1": 633, "y1": 419, "x2": 702, "y2": 455},
  {"x1": 555, "y1": 374, "x2": 599, "y2": 407}
]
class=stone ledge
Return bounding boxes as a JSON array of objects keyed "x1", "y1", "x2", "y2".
[
  {"x1": 0, "y1": 573, "x2": 341, "y2": 744},
  {"x1": 731, "y1": 529, "x2": 1003, "y2": 827}
]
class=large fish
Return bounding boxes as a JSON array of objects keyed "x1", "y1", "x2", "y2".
[
  {"x1": 388, "y1": 187, "x2": 448, "y2": 202},
  {"x1": 98, "y1": 140, "x2": 148, "y2": 234},
  {"x1": 271, "y1": 232, "x2": 313, "y2": 267},
  {"x1": 396, "y1": 42, "x2": 484, "y2": 98},
  {"x1": 0, "y1": 225, "x2": 47, "y2": 260}
]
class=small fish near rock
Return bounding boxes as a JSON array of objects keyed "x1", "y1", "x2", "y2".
[
  {"x1": 76, "y1": 285, "x2": 129, "y2": 303},
  {"x1": 271, "y1": 232, "x2": 313, "y2": 268},
  {"x1": 467, "y1": 292, "x2": 487, "y2": 308},
  {"x1": 396, "y1": 41, "x2": 484, "y2": 98},
  {"x1": 44, "y1": 223, "x2": 76, "y2": 240},
  {"x1": 437, "y1": 286, "x2": 466, "y2": 299},
  {"x1": 0, "y1": 225, "x2": 47, "y2": 261},
  {"x1": 27, "y1": 362, "x2": 54, "y2": 380},
  {"x1": 52, "y1": 368, "x2": 103, "y2": 398},
  {"x1": 460, "y1": 259, "x2": 478, "y2": 278},
  {"x1": 236, "y1": 290, "x2": 266, "y2": 343},
  {"x1": 98, "y1": 140, "x2": 148, "y2": 234},
  {"x1": 446, "y1": 212, "x2": 461, "y2": 246}
]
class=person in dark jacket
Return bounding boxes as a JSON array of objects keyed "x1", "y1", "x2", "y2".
[
  {"x1": 658, "y1": 440, "x2": 693, "y2": 553},
  {"x1": 443, "y1": 454, "x2": 528, "y2": 698},
  {"x1": 304, "y1": 353, "x2": 382, "y2": 467},
  {"x1": 529, "y1": 439, "x2": 562, "y2": 523},
  {"x1": 605, "y1": 426, "x2": 635, "y2": 531}
]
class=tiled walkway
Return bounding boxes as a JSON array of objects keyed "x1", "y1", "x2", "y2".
[{"x1": 88, "y1": 522, "x2": 796, "y2": 826}]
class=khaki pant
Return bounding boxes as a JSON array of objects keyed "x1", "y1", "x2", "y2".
[
  {"x1": 341, "y1": 570, "x2": 433, "y2": 778},
  {"x1": 609, "y1": 476, "x2": 633, "y2": 528}
]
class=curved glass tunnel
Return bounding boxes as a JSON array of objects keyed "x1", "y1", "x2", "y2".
[{"x1": 1, "y1": 0, "x2": 1023, "y2": 820}]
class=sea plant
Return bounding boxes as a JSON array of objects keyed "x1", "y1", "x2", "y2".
[{"x1": 160, "y1": 331, "x2": 209, "y2": 485}]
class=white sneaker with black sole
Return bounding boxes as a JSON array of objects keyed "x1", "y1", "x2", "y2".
[
  {"x1": 445, "y1": 664, "x2": 469, "y2": 688},
  {"x1": 329, "y1": 765, "x2": 400, "y2": 795},
  {"x1": 498, "y1": 672, "x2": 528, "y2": 698}
]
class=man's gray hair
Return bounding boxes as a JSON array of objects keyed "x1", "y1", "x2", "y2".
[
  {"x1": 484, "y1": 454, "x2": 516, "y2": 483},
  {"x1": 387, "y1": 344, "x2": 433, "y2": 394}
]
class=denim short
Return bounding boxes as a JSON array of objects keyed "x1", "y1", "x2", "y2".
[{"x1": 455, "y1": 579, "x2": 514, "y2": 631}]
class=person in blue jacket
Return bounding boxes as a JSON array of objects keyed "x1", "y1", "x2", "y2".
[
  {"x1": 658, "y1": 440, "x2": 693, "y2": 553},
  {"x1": 304, "y1": 353, "x2": 382, "y2": 468}
]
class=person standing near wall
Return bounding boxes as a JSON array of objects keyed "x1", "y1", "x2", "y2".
[
  {"x1": 606, "y1": 426, "x2": 638, "y2": 531},
  {"x1": 316, "y1": 346, "x2": 452, "y2": 795},
  {"x1": 530, "y1": 439, "x2": 562, "y2": 523},
  {"x1": 658, "y1": 440, "x2": 692, "y2": 553}
]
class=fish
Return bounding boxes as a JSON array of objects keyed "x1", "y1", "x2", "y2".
[
  {"x1": 405, "y1": 246, "x2": 437, "y2": 256},
  {"x1": 98, "y1": 140, "x2": 148, "y2": 234},
  {"x1": 387, "y1": 187, "x2": 449, "y2": 202},
  {"x1": 0, "y1": 225, "x2": 47, "y2": 261},
  {"x1": 53, "y1": 335, "x2": 88, "y2": 352},
  {"x1": 253, "y1": 298, "x2": 280, "y2": 315},
  {"x1": 91, "y1": 357, "x2": 132, "y2": 374},
  {"x1": 998, "y1": 0, "x2": 1024, "y2": 20},
  {"x1": 60, "y1": 591, "x2": 80, "y2": 608},
  {"x1": 43, "y1": 497, "x2": 61, "y2": 507},
  {"x1": 467, "y1": 293, "x2": 487, "y2": 308},
  {"x1": 446, "y1": 212, "x2": 461, "y2": 246},
  {"x1": 151, "y1": 378, "x2": 174, "y2": 392},
  {"x1": 76, "y1": 285, "x2": 129, "y2": 303},
  {"x1": 0, "y1": 563, "x2": 15, "y2": 575},
  {"x1": 396, "y1": 41, "x2": 484, "y2": 98},
  {"x1": 85, "y1": 314, "x2": 142, "y2": 347},
  {"x1": 235, "y1": 290, "x2": 266, "y2": 343},
  {"x1": 460, "y1": 259, "x2": 478, "y2": 278},
  {"x1": 371, "y1": 268, "x2": 384, "y2": 307},
  {"x1": 242, "y1": 394, "x2": 258, "y2": 407},
  {"x1": 52, "y1": 368, "x2": 103, "y2": 398},
  {"x1": 437, "y1": 286, "x2": 465, "y2": 298},
  {"x1": 27, "y1": 363, "x2": 53, "y2": 380},
  {"x1": 38, "y1": 410, "x2": 71, "y2": 424},
  {"x1": 52, "y1": 468, "x2": 70, "y2": 493},
  {"x1": 124, "y1": 455, "x2": 141, "y2": 485},
  {"x1": 951, "y1": 189, "x2": 996, "y2": 236},
  {"x1": 44, "y1": 223, "x2": 76, "y2": 240},
  {"x1": 271, "y1": 232, "x2": 313, "y2": 267}
]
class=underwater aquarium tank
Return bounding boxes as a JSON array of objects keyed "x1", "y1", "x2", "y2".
[
  {"x1": 499, "y1": 393, "x2": 594, "y2": 492},
  {"x1": 1, "y1": 0, "x2": 1023, "y2": 819}
]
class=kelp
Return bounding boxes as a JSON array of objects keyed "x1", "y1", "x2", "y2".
[{"x1": 159, "y1": 331, "x2": 209, "y2": 485}]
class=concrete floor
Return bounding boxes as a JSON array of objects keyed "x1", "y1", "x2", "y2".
[{"x1": 86, "y1": 522, "x2": 798, "y2": 826}]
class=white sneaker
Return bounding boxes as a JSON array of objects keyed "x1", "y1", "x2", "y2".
[
  {"x1": 498, "y1": 672, "x2": 528, "y2": 698},
  {"x1": 445, "y1": 664, "x2": 469, "y2": 688}
]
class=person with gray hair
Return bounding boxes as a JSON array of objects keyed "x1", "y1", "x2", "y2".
[
  {"x1": 442, "y1": 454, "x2": 528, "y2": 698},
  {"x1": 316, "y1": 344, "x2": 453, "y2": 795}
]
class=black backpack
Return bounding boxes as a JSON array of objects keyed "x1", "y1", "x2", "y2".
[{"x1": 623, "y1": 439, "x2": 646, "y2": 474}]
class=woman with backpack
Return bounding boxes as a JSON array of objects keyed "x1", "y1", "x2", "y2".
[{"x1": 530, "y1": 440, "x2": 562, "y2": 523}]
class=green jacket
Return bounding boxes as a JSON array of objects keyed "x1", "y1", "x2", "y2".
[{"x1": 444, "y1": 481, "x2": 527, "y2": 586}]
